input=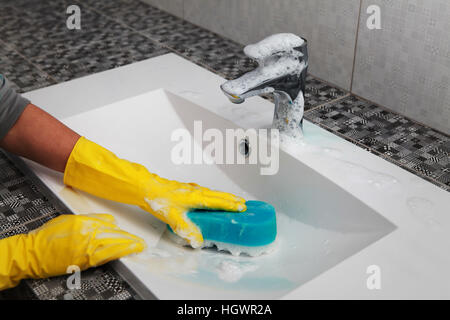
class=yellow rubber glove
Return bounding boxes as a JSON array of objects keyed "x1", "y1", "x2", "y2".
[
  {"x1": 0, "y1": 214, "x2": 145, "y2": 290},
  {"x1": 64, "y1": 137, "x2": 246, "y2": 248}
]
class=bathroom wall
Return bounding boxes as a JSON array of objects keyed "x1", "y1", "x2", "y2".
[
  {"x1": 353, "y1": 0, "x2": 450, "y2": 134},
  {"x1": 141, "y1": 0, "x2": 450, "y2": 134},
  {"x1": 182, "y1": 0, "x2": 360, "y2": 92}
]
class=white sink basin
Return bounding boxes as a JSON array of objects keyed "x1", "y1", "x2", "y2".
[
  {"x1": 27, "y1": 89, "x2": 395, "y2": 299},
  {"x1": 24, "y1": 53, "x2": 450, "y2": 299}
]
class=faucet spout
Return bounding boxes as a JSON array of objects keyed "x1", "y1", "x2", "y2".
[{"x1": 221, "y1": 33, "x2": 308, "y2": 139}]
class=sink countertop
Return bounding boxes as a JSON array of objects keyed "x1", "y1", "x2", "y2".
[{"x1": 24, "y1": 53, "x2": 450, "y2": 299}]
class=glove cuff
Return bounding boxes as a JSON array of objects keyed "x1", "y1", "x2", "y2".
[
  {"x1": 0, "y1": 234, "x2": 32, "y2": 290},
  {"x1": 63, "y1": 137, "x2": 151, "y2": 206}
]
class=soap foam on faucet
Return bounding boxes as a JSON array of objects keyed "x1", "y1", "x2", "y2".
[
  {"x1": 221, "y1": 33, "x2": 307, "y2": 139},
  {"x1": 221, "y1": 56, "x2": 306, "y2": 96},
  {"x1": 244, "y1": 33, "x2": 305, "y2": 61}
]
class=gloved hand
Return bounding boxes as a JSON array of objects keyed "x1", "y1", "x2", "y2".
[
  {"x1": 0, "y1": 214, "x2": 145, "y2": 290},
  {"x1": 63, "y1": 137, "x2": 246, "y2": 248}
]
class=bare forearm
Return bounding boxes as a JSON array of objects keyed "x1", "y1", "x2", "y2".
[{"x1": 0, "y1": 104, "x2": 80, "y2": 172}]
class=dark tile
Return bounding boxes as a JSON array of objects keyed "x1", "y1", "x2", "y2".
[
  {"x1": 31, "y1": 33, "x2": 168, "y2": 82},
  {"x1": 1, "y1": 4, "x2": 135, "y2": 59},
  {"x1": 0, "y1": 212, "x2": 61, "y2": 239},
  {"x1": 0, "y1": 46, "x2": 55, "y2": 93},
  {"x1": 163, "y1": 32, "x2": 257, "y2": 79},
  {"x1": 0, "y1": 151, "x2": 140, "y2": 300},
  {"x1": 89, "y1": 0, "x2": 176, "y2": 31},
  {"x1": 0, "y1": 5, "x2": 22, "y2": 31},
  {"x1": 23, "y1": 1, "x2": 71, "y2": 20},
  {"x1": 0, "y1": 152, "x2": 65, "y2": 238},
  {"x1": 81, "y1": 0, "x2": 149, "y2": 17},
  {"x1": 304, "y1": 76, "x2": 348, "y2": 110},
  {"x1": 7, "y1": 264, "x2": 139, "y2": 300}
]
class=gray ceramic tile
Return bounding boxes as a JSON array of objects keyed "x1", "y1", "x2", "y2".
[
  {"x1": 183, "y1": 0, "x2": 360, "y2": 91},
  {"x1": 353, "y1": 0, "x2": 450, "y2": 135}
]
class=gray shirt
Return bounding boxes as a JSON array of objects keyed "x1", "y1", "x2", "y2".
[{"x1": 0, "y1": 75, "x2": 30, "y2": 140}]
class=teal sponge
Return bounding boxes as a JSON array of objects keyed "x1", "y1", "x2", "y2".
[{"x1": 168, "y1": 200, "x2": 277, "y2": 248}]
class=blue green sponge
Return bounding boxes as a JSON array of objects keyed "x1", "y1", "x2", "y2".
[{"x1": 168, "y1": 201, "x2": 277, "y2": 251}]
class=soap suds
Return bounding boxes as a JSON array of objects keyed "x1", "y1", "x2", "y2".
[
  {"x1": 335, "y1": 160, "x2": 398, "y2": 189},
  {"x1": 222, "y1": 33, "x2": 307, "y2": 139},
  {"x1": 144, "y1": 199, "x2": 203, "y2": 248},
  {"x1": 145, "y1": 198, "x2": 169, "y2": 217},
  {"x1": 221, "y1": 56, "x2": 306, "y2": 139},
  {"x1": 244, "y1": 33, "x2": 305, "y2": 61},
  {"x1": 215, "y1": 260, "x2": 259, "y2": 282},
  {"x1": 273, "y1": 91, "x2": 305, "y2": 139},
  {"x1": 204, "y1": 240, "x2": 278, "y2": 257},
  {"x1": 221, "y1": 58, "x2": 305, "y2": 97},
  {"x1": 407, "y1": 197, "x2": 439, "y2": 230},
  {"x1": 281, "y1": 136, "x2": 399, "y2": 189},
  {"x1": 176, "y1": 211, "x2": 203, "y2": 249},
  {"x1": 127, "y1": 247, "x2": 199, "y2": 275},
  {"x1": 166, "y1": 225, "x2": 277, "y2": 257},
  {"x1": 167, "y1": 227, "x2": 277, "y2": 257}
]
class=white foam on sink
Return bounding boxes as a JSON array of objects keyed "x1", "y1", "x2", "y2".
[
  {"x1": 165, "y1": 225, "x2": 278, "y2": 257},
  {"x1": 281, "y1": 134, "x2": 400, "y2": 190},
  {"x1": 215, "y1": 259, "x2": 259, "y2": 282}
]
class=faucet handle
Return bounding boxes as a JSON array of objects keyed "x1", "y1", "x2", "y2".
[{"x1": 243, "y1": 33, "x2": 306, "y2": 62}]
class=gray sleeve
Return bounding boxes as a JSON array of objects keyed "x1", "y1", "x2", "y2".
[{"x1": 0, "y1": 74, "x2": 30, "y2": 140}]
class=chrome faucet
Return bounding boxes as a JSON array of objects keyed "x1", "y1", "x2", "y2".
[{"x1": 221, "y1": 33, "x2": 308, "y2": 139}]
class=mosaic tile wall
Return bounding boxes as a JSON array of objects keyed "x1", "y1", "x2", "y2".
[{"x1": 0, "y1": 0, "x2": 448, "y2": 300}]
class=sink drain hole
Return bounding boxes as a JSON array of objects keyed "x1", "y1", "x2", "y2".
[{"x1": 239, "y1": 138, "x2": 251, "y2": 158}]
